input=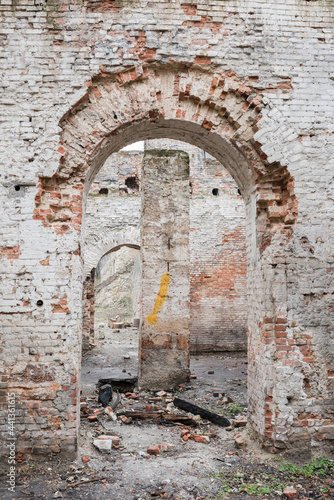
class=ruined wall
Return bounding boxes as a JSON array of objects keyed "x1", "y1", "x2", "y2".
[
  {"x1": 190, "y1": 157, "x2": 247, "y2": 352},
  {"x1": 85, "y1": 141, "x2": 247, "y2": 351},
  {"x1": 146, "y1": 139, "x2": 247, "y2": 352},
  {"x1": 84, "y1": 151, "x2": 142, "y2": 277},
  {"x1": 0, "y1": 0, "x2": 333, "y2": 458}
]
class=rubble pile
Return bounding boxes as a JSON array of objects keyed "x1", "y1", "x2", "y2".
[{"x1": 79, "y1": 373, "x2": 249, "y2": 461}]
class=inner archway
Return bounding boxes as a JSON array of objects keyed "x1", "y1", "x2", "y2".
[{"x1": 33, "y1": 63, "x2": 298, "y2": 453}]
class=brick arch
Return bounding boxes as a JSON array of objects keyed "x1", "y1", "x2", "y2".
[
  {"x1": 34, "y1": 63, "x2": 301, "y2": 451},
  {"x1": 34, "y1": 63, "x2": 297, "y2": 256},
  {"x1": 84, "y1": 228, "x2": 140, "y2": 278}
]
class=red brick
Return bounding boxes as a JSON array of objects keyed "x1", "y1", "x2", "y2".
[
  {"x1": 283, "y1": 486, "x2": 298, "y2": 498},
  {"x1": 147, "y1": 446, "x2": 160, "y2": 455}
]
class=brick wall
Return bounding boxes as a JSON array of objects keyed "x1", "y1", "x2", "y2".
[
  {"x1": 0, "y1": 0, "x2": 333, "y2": 456},
  {"x1": 146, "y1": 140, "x2": 247, "y2": 353},
  {"x1": 190, "y1": 157, "x2": 247, "y2": 353},
  {"x1": 84, "y1": 151, "x2": 142, "y2": 277},
  {"x1": 86, "y1": 141, "x2": 247, "y2": 352}
]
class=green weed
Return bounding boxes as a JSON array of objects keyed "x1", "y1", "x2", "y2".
[
  {"x1": 227, "y1": 403, "x2": 244, "y2": 414},
  {"x1": 279, "y1": 457, "x2": 334, "y2": 478},
  {"x1": 210, "y1": 456, "x2": 334, "y2": 498}
]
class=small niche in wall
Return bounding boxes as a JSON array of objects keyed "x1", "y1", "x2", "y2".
[
  {"x1": 212, "y1": 188, "x2": 219, "y2": 196},
  {"x1": 125, "y1": 176, "x2": 139, "y2": 191},
  {"x1": 99, "y1": 188, "x2": 108, "y2": 195}
]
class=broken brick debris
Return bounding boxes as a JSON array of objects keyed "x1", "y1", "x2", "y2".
[
  {"x1": 283, "y1": 486, "x2": 298, "y2": 498},
  {"x1": 147, "y1": 445, "x2": 160, "y2": 456}
]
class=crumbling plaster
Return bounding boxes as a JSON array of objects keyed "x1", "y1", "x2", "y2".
[{"x1": 0, "y1": 0, "x2": 333, "y2": 458}]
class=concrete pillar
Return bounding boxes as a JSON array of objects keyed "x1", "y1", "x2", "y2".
[{"x1": 139, "y1": 150, "x2": 190, "y2": 390}]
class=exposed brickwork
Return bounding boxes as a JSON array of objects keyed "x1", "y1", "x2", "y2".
[
  {"x1": 84, "y1": 151, "x2": 141, "y2": 277},
  {"x1": 0, "y1": 246, "x2": 20, "y2": 260},
  {"x1": 85, "y1": 141, "x2": 247, "y2": 352},
  {"x1": 34, "y1": 65, "x2": 298, "y2": 261},
  {"x1": 0, "y1": 0, "x2": 333, "y2": 458},
  {"x1": 189, "y1": 157, "x2": 247, "y2": 353}
]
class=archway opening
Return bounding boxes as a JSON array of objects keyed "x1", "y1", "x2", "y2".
[
  {"x1": 33, "y1": 65, "x2": 297, "y2": 455},
  {"x1": 80, "y1": 136, "x2": 249, "y2": 438},
  {"x1": 82, "y1": 244, "x2": 141, "y2": 400},
  {"x1": 95, "y1": 245, "x2": 141, "y2": 330}
]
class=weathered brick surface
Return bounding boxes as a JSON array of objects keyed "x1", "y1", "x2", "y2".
[
  {"x1": 139, "y1": 150, "x2": 191, "y2": 389},
  {"x1": 189, "y1": 153, "x2": 247, "y2": 353},
  {"x1": 0, "y1": 0, "x2": 333, "y2": 457},
  {"x1": 145, "y1": 140, "x2": 247, "y2": 352},
  {"x1": 85, "y1": 141, "x2": 247, "y2": 352},
  {"x1": 84, "y1": 151, "x2": 142, "y2": 276}
]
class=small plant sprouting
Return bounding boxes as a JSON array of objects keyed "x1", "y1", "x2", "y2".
[
  {"x1": 279, "y1": 456, "x2": 334, "y2": 478},
  {"x1": 210, "y1": 456, "x2": 334, "y2": 498},
  {"x1": 227, "y1": 403, "x2": 244, "y2": 414}
]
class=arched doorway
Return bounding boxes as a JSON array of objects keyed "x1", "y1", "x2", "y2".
[
  {"x1": 82, "y1": 243, "x2": 141, "y2": 354},
  {"x1": 33, "y1": 63, "x2": 299, "y2": 453}
]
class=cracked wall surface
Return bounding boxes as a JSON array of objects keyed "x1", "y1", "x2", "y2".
[{"x1": 0, "y1": 0, "x2": 333, "y2": 458}]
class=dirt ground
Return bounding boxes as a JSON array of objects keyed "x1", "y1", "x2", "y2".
[{"x1": 1, "y1": 327, "x2": 333, "y2": 500}]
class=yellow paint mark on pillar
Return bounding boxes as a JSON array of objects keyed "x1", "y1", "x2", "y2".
[{"x1": 147, "y1": 272, "x2": 170, "y2": 325}]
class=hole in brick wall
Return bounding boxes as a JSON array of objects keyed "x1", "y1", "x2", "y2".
[
  {"x1": 125, "y1": 176, "x2": 139, "y2": 191},
  {"x1": 303, "y1": 378, "x2": 311, "y2": 391},
  {"x1": 212, "y1": 188, "x2": 219, "y2": 196},
  {"x1": 99, "y1": 188, "x2": 108, "y2": 195},
  {"x1": 14, "y1": 185, "x2": 21, "y2": 191},
  {"x1": 36, "y1": 300, "x2": 44, "y2": 307}
]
